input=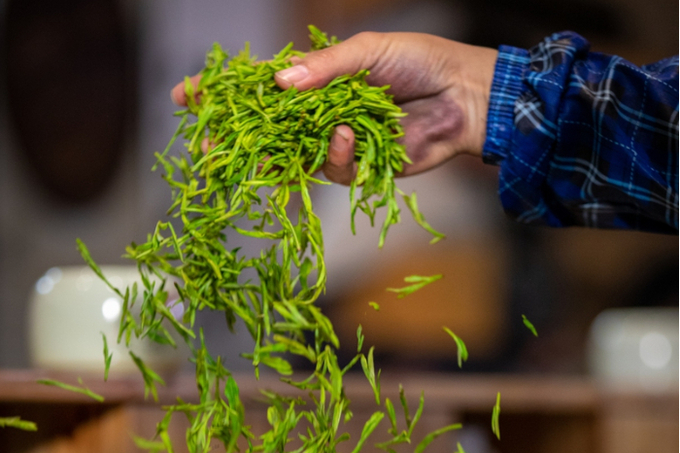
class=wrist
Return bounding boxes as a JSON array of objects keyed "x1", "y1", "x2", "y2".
[{"x1": 459, "y1": 46, "x2": 498, "y2": 159}]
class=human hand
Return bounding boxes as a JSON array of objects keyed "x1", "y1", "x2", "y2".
[
  {"x1": 273, "y1": 32, "x2": 498, "y2": 184},
  {"x1": 171, "y1": 32, "x2": 498, "y2": 185}
]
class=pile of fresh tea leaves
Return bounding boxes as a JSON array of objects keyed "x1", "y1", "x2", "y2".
[{"x1": 72, "y1": 26, "x2": 482, "y2": 452}]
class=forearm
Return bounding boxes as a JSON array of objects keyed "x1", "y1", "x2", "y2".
[{"x1": 483, "y1": 32, "x2": 679, "y2": 233}]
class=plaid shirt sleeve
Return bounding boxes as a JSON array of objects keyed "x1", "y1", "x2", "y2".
[{"x1": 483, "y1": 31, "x2": 679, "y2": 233}]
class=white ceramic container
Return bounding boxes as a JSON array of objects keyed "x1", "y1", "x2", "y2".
[
  {"x1": 28, "y1": 265, "x2": 188, "y2": 377},
  {"x1": 587, "y1": 307, "x2": 678, "y2": 392}
]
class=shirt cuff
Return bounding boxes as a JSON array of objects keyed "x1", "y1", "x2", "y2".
[{"x1": 482, "y1": 45, "x2": 530, "y2": 165}]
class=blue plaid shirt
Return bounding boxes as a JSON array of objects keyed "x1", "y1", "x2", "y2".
[{"x1": 483, "y1": 32, "x2": 679, "y2": 234}]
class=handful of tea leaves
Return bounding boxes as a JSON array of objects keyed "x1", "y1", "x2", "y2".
[{"x1": 78, "y1": 26, "x2": 455, "y2": 452}]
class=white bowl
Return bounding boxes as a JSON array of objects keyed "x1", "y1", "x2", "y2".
[
  {"x1": 28, "y1": 265, "x2": 189, "y2": 377},
  {"x1": 588, "y1": 307, "x2": 678, "y2": 392}
]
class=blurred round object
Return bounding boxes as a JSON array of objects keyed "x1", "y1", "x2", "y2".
[
  {"x1": 587, "y1": 308, "x2": 678, "y2": 392},
  {"x1": 28, "y1": 266, "x2": 187, "y2": 377},
  {"x1": 4, "y1": 0, "x2": 133, "y2": 203}
]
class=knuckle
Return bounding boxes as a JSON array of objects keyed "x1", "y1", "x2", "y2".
[
  {"x1": 353, "y1": 31, "x2": 382, "y2": 44},
  {"x1": 312, "y1": 47, "x2": 335, "y2": 62},
  {"x1": 303, "y1": 47, "x2": 336, "y2": 73}
]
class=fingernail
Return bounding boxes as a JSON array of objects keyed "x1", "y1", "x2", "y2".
[
  {"x1": 170, "y1": 88, "x2": 177, "y2": 104},
  {"x1": 276, "y1": 65, "x2": 309, "y2": 84},
  {"x1": 331, "y1": 129, "x2": 349, "y2": 149},
  {"x1": 334, "y1": 126, "x2": 351, "y2": 141}
]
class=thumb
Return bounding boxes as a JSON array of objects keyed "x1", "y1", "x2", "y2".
[{"x1": 274, "y1": 32, "x2": 385, "y2": 91}]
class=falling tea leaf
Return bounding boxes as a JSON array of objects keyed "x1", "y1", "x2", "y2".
[
  {"x1": 387, "y1": 274, "x2": 443, "y2": 299},
  {"x1": 101, "y1": 332, "x2": 113, "y2": 381},
  {"x1": 522, "y1": 314, "x2": 538, "y2": 337},
  {"x1": 492, "y1": 392, "x2": 501, "y2": 440},
  {"x1": 443, "y1": 327, "x2": 468, "y2": 368},
  {"x1": 0, "y1": 417, "x2": 37, "y2": 431},
  {"x1": 37, "y1": 378, "x2": 104, "y2": 403}
]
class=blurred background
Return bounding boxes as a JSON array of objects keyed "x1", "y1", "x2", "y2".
[{"x1": 0, "y1": 0, "x2": 677, "y2": 452}]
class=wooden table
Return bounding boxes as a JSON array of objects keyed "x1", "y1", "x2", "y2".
[{"x1": 0, "y1": 370, "x2": 676, "y2": 453}]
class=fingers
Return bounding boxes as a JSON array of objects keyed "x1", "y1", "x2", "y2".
[
  {"x1": 274, "y1": 32, "x2": 385, "y2": 91},
  {"x1": 322, "y1": 125, "x2": 357, "y2": 185},
  {"x1": 177, "y1": 33, "x2": 387, "y2": 100},
  {"x1": 171, "y1": 74, "x2": 202, "y2": 106},
  {"x1": 201, "y1": 137, "x2": 213, "y2": 154}
]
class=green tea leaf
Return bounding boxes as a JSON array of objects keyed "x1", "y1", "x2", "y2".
[
  {"x1": 129, "y1": 351, "x2": 165, "y2": 401},
  {"x1": 522, "y1": 314, "x2": 538, "y2": 337},
  {"x1": 101, "y1": 332, "x2": 113, "y2": 381},
  {"x1": 442, "y1": 327, "x2": 468, "y2": 368},
  {"x1": 357, "y1": 325, "x2": 365, "y2": 353},
  {"x1": 387, "y1": 274, "x2": 442, "y2": 299},
  {"x1": 0, "y1": 417, "x2": 37, "y2": 431},
  {"x1": 384, "y1": 398, "x2": 398, "y2": 436},
  {"x1": 398, "y1": 384, "x2": 412, "y2": 431},
  {"x1": 37, "y1": 378, "x2": 104, "y2": 403},
  {"x1": 360, "y1": 346, "x2": 381, "y2": 405},
  {"x1": 350, "y1": 411, "x2": 384, "y2": 453},
  {"x1": 401, "y1": 191, "x2": 445, "y2": 244},
  {"x1": 133, "y1": 436, "x2": 167, "y2": 453},
  {"x1": 414, "y1": 423, "x2": 462, "y2": 453},
  {"x1": 492, "y1": 392, "x2": 501, "y2": 440},
  {"x1": 408, "y1": 391, "x2": 425, "y2": 438},
  {"x1": 76, "y1": 239, "x2": 124, "y2": 299}
]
